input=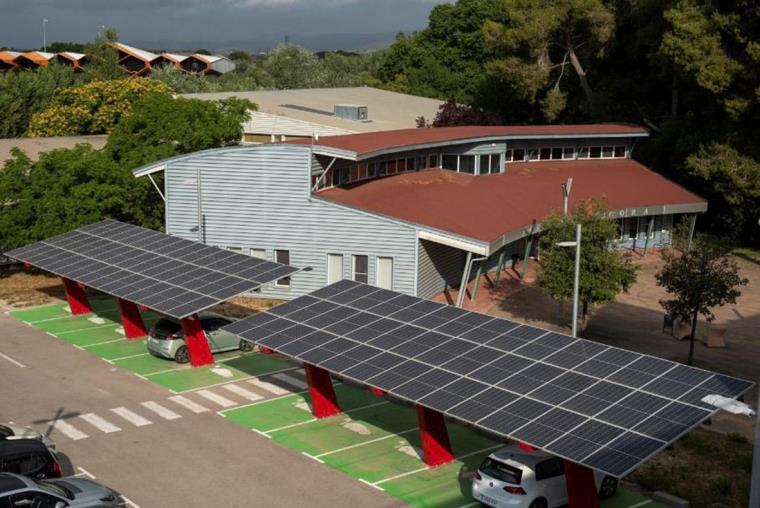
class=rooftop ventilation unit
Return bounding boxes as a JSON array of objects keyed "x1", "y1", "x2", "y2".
[{"x1": 334, "y1": 104, "x2": 368, "y2": 122}]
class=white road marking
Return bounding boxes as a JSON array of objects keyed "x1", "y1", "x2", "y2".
[
  {"x1": 0, "y1": 351, "x2": 25, "y2": 368},
  {"x1": 302, "y1": 452, "x2": 324, "y2": 463},
  {"x1": 271, "y1": 372, "x2": 308, "y2": 390},
  {"x1": 140, "y1": 401, "x2": 182, "y2": 420},
  {"x1": 81, "y1": 337, "x2": 123, "y2": 347},
  {"x1": 247, "y1": 377, "x2": 291, "y2": 396},
  {"x1": 169, "y1": 395, "x2": 209, "y2": 414},
  {"x1": 80, "y1": 413, "x2": 121, "y2": 433},
  {"x1": 265, "y1": 418, "x2": 318, "y2": 434},
  {"x1": 122, "y1": 495, "x2": 140, "y2": 508},
  {"x1": 374, "y1": 445, "x2": 502, "y2": 485},
  {"x1": 111, "y1": 407, "x2": 152, "y2": 427},
  {"x1": 46, "y1": 332, "x2": 57, "y2": 338},
  {"x1": 57, "y1": 323, "x2": 120, "y2": 336},
  {"x1": 196, "y1": 390, "x2": 236, "y2": 408},
  {"x1": 48, "y1": 419, "x2": 88, "y2": 440},
  {"x1": 626, "y1": 501, "x2": 653, "y2": 508},
  {"x1": 88, "y1": 316, "x2": 106, "y2": 325},
  {"x1": 315, "y1": 428, "x2": 418, "y2": 458},
  {"x1": 110, "y1": 352, "x2": 150, "y2": 361},
  {"x1": 222, "y1": 384, "x2": 263, "y2": 402},
  {"x1": 75, "y1": 467, "x2": 96, "y2": 479},
  {"x1": 359, "y1": 479, "x2": 385, "y2": 491}
]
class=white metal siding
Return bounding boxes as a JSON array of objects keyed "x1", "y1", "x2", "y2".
[
  {"x1": 416, "y1": 239, "x2": 466, "y2": 300},
  {"x1": 165, "y1": 145, "x2": 417, "y2": 300}
]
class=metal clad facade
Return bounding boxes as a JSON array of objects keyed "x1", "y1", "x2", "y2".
[
  {"x1": 165, "y1": 145, "x2": 418, "y2": 300},
  {"x1": 416, "y1": 239, "x2": 466, "y2": 299}
]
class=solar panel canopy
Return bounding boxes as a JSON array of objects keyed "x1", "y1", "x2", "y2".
[
  {"x1": 224, "y1": 279, "x2": 753, "y2": 478},
  {"x1": 5, "y1": 219, "x2": 299, "y2": 319}
]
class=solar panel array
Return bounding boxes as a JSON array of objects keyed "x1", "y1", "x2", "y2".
[
  {"x1": 5, "y1": 219, "x2": 299, "y2": 319},
  {"x1": 223, "y1": 279, "x2": 753, "y2": 478}
]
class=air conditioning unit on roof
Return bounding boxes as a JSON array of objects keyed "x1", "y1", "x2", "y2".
[{"x1": 334, "y1": 104, "x2": 368, "y2": 121}]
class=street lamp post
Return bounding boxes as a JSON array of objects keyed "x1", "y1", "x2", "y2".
[
  {"x1": 42, "y1": 19, "x2": 48, "y2": 52},
  {"x1": 557, "y1": 223, "x2": 582, "y2": 337}
]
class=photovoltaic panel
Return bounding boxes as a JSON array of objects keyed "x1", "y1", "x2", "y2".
[
  {"x1": 222, "y1": 280, "x2": 754, "y2": 478},
  {"x1": 4, "y1": 219, "x2": 299, "y2": 319}
]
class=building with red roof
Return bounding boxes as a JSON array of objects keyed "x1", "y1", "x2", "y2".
[{"x1": 134, "y1": 123, "x2": 705, "y2": 302}]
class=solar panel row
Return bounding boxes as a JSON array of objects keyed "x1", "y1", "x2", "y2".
[
  {"x1": 5, "y1": 219, "x2": 299, "y2": 318},
  {"x1": 223, "y1": 279, "x2": 753, "y2": 478}
]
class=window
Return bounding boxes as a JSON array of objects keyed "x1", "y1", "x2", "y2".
[
  {"x1": 527, "y1": 148, "x2": 540, "y2": 161},
  {"x1": 535, "y1": 458, "x2": 564, "y2": 481},
  {"x1": 479, "y1": 154, "x2": 501, "y2": 174},
  {"x1": 479, "y1": 155, "x2": 490, "y2": 174},
  {"x1": 274, "y1": 250, "x2": 290, "y2": 286},
  {"x1": 352, "y1": 255, "x2": 368, "y2": 284},
  {"x1": 249, "y1": 248, "x2": 266, "y2": 259},
  {"x1": 562, "y1": 147, "x2": 576, "y2": 159},
  {"x1": 358, "y1": 163, "x2": 368, "y2": 180},
  {"x1": 490, "y1": 154, "x2": 501, "y2": 173},
  {"x1": 479, "y1": 458, "x2": 522, "y2": 484},
  {"x1": 589, "y1": 146, "x2": 602, "y2": 158},
  {"x1": 378, "y1": 161, "x2": 387, "y2": 176},
  {"x1": 387, "y1": 160, "x2": 397, "y2": 174},
  {"x1": 602, "y1": 146, "x2": 614, "y2": 158},
  {"x1": 376, "y1": 256, "x2": 393, "y2": 290},
  {"x1": 9, "y1": 492, "x2": 60, "y2": 508},
  {"x1": 578, "y1": 147, "x2": 590, "y2": 158},
  {"x1": 406, "y1": 157, "x2": 416, "y2": 171},
  {"x1": 614, "y1": 145, "x2": 626, "y2": 158},
  {"x1": 441, "y1": 154, "x2": 458, "y2": 171},
  {"x1": 327, "y1": 254, "x2": 344, "y2": 284},
  {"x1": 551, "y1": 147, "x2": 563, "y2": 160},
  {"x1": 429, "y1": 154, "x2": 439, "y2": 168},
  {"x1": 512, "y1": 148, "x2": 526, "y2": 161},
  {"x1": 459, "y1": 155, "x2": 475, "y2": 174},
  {"x1": 397, "y1": 159, "x2": 406, "y2": 172},
  {"x1": 226, "y1": 246, "x2": 242, "y2": 254},
  {"x1": 417, "y1": 155, "x2": 426, "y2": 169},
  {"x1": 368, "y1": 162, "x2": 377, "y2": 178},
  {"x1": 350, "y1": 165, "x2": 360, "y2": 181},
  {"x1": 539, "y1": 147, "x2": 551, "y2": 160},
  {"x1": 627, "y1": 218, "x2": 639, "y2": 240}
]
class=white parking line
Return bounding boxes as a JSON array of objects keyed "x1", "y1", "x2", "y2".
[
  {"x1": 266, "y1": 418, "x2": 318, "y2": 434},
  {"x1": 81, "y1": 337, "x2": 124, "y2": 347},
  {"x1": 0, "y1": 351, "x2": 25, "y2": 368},
  {"x1": 169, "y1": 395, "x2": 209, "y2": 414},
  {"x1": 75, "y1": 467, "x2": 96, "y2": 479},
  {"x1": 80, "y1": 413, "x2": 121, "y2": 434},
  {"x1": 111, "y1": 407, "x2": 152, "y2": 427},
  {"x1": 626, "y1": 501, "x2": 653, "y2": 508},
  {"x1": 48, "y1": 419, "x2": 88, "y2": 440},
  {"x1": 315, "y1": 428, "x2": 418, "y2": 458},
  {"x1": 374, "y1": 445, "x2": 502, "y2": 485},
  {"x1": 57, "y1": 323, "x2": 120, "y2": 336},
  {"x1": 247, "y1": 377, "x2": 291, "y2": 396},
  {"x1": 196, "y1": 390, "x2": 236, "y2": 408},
  {"x1": 109, "y1": 352, "x2": 150, "y2": 361},
  {"x1": 222, "y1": 384, "x2": 263, "y2": 402},
  {"x1": 271, "y1": 372, "x2": 308, "y2": 390},
  {"x1": 140, "y1": 401, "x2": 182, "y2": 420},
  {"x1": 122, "y1": 496, "x2": 140, "y2": 508}
]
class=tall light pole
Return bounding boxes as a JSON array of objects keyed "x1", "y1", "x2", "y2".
[
  {"x1": 557, "y1": 223, "x2": 582, "y2": 337},
  {"x1": 97, "y1": 25, "x2": 105, "y2": 38},
  {"x1": 751, "y1": 388, "x2": 760, "y2": 507},
  {"x1": 42, "y1": 18, "x2": 48, "y2": 52}
]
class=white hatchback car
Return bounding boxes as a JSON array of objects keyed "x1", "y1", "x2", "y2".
[{"x1": 472, "y1": 445, "x2": 618, "y2": 508}]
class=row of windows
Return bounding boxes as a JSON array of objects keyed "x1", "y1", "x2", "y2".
[
  {"x1": 223, "y1": 247, "x2": 394, "y2": 290},
  {"x1": 506, "y1": 145, "x2": 627, "y2": 163}
]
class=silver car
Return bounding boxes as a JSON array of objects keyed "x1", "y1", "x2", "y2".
[
  {"x1": 0, "y1": 423, "x2": 56, "y2": 452},
  {"x1": 146, "y1": 312, "x2": 252, "y2": 363},
  {"x1": 0, "y1": 472, "x2": 127, "y2": 507}
]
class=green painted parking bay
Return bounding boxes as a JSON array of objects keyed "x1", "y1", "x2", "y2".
[{"x1": 85, "y1": 339, "x2": 150, "y2": 360}]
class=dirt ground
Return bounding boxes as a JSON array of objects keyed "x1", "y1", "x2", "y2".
[{"x1": 489, "y1": 254, "x2": 760, "y2": 440}]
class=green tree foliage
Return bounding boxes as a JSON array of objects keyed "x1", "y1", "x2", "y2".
[
  {"x1": 82, "y1": 27, "x2": 122, "y2": 82},
  {"x1": 260, "y1": 44, "x2": 326, "y2": 89},
  {"x1": 656, "y1": 238, "x2": 748, "y2": 364},
  {"x1": 227, "y1": 50, "x2": 251, "y2": 63},
  {"x1": 0, "y1": 64, "x2": 78, "y2": 137},
  {"x1": 45, "y1": 42, "x2": 87, "y2": 53},
  {"x1": 537, "y1": 200, "x2": 638, "y2": 333}
]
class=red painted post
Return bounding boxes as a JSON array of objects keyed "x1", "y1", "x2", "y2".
[
  {"x1": 416, "y1": 405, "x2": 454, "y2": 467},
  {"x1": 518, "y1": 442, "x2": 535, "y2": 452},
  {"x1": 61, "y1": 277, "x2": 91, "y2": 315},
  {"x1": 260, "y1": 346, "x2": 273, "y2": 354},
  {"x1": 304, "y1": 364, "x2": 341, "y2": 418},
  {"x1": 564, "y1": 461, "x2": 600, "y2": 508},
  {"x1": 116, "y1": 298, "x2": 147, "y2": 339},
  {"x1": 180, "y1": 314, "x2": 214, "y2": 367},
  {"x1": 370, "y1": 387, "x2": 386, "y2": 397}
]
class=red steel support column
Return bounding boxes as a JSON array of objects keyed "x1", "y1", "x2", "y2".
[
  {"x1": 116, "y1": 298, "x2": 147, "y2": 339},
  {"x1": 61, "y1": 277, "x2": 91, "y2": 315},
  {"x1": 564, "y1": 461, "x2": 599, "y2": 508},
  {"x1": 304, "y1": 364, "x2": 340, "y2": 418},
  {"x1": 416, "y1": 405, "x2": 454, "y2": 467},
  {"x1": 180, "y1": 314, "x2": 214, "y2": 367}
]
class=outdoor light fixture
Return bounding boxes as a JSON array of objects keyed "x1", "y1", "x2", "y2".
[
  {"x1": 556, "y1": 224, "x2": 581, "y2": 337},
  {"x1": 561, "y1": 177, "x2": 573, "y2": 215}
]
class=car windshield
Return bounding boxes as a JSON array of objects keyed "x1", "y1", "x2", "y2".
[
  {"x1": 36, "y1": 480, "x2": 73, "y2": 500},
  {"x1": 152, "y1": 319, "x2": 181, "y2": 338},
  {"x1": 0, "y1": 424, "x2": 12, "y2": 438},
  {"x1": 480, "y1": 457, "x2": 523, "y2": 485}
]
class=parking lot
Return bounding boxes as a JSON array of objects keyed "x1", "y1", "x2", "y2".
[{"x1": 1, "y1": 297, "x2": 666, "y2": 507}]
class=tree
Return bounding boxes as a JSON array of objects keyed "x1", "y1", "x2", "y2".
[
  {"x1": 483, "y1": 0, "x2": 615, "y2": 120},
  {"x1": 228, "y1": 50, "x2": 251, "y2": 62},
  {"x1": 45, "y1": 42, "x2": 86, "y2": 53},
  {"x1": 416, "y1": 100, "x2": 501, "y2": 127},
  {"x1": 82, "y1": 27, "x2": 122, "y2": 82},
  {"x1": 537, "y1": 200, "x2": 638, "y2": 333},
  {"x1": 27, "y1": 78, "x2": 172, "y2": 136},
  {"x1": 656, "y1": 238, "x2": 748, "y2": 365},
  {"x1": 261, "y1": 44, "x2": 326, "y2": 89}
]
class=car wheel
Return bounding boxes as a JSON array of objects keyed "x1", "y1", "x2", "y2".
[
  {"x1": 239, "y1": 340, "x2": 255, "y2": 352},
  {"x1": 529, "y1": 499, "x2": 548, "y2": 508},
  {"x1": 175, "y1": 346, "x2": 189, "y2": 364},
  {"x1": 599, "y1": 475, "x2": 618, "y2": 499}
]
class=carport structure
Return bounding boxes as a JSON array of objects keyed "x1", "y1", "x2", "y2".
[
  {"x1": 5, "y1": 219, "x2": 299, "y2": 367},
  {"x1": 224, "y1": 279, "x2": 753, "y2": 507}
]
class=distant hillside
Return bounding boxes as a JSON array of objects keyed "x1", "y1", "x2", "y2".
[{"x1": 131, "y1": 31, "x2": 412, "y2": 54}]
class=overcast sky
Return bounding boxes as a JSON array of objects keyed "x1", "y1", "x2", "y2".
[{"x1": 0, "y1": 0, "x2": 443, "y2": 50}]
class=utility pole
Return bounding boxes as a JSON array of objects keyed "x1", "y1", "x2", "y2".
[
  {"x1": 42, "y1": 18, "x2": 48, "y2": 52},
  {"x1": 749, "y1": 389, "x2": 759, "y2": 507}
]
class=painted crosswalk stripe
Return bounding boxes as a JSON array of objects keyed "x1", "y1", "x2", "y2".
[
  {"x1": 49, "y1": 419, "x2": 88, "y2": 441},
  {"x1": 111, "y1": 407, "x2": 152, "y2": 427},
  {"x1": 80, "y1": 413, "x2": 121, "y2": 433},
  {"x1": 272, "y1": 372, "x2": 308, "y2": 390},
  {"x1": 196, "y1": 390, "x2": 236, "y2": 408},
  {"x1": 169, "y1": 395, "x2": 209, "y2": 414},
  {"x1": 247, "y1": 378, "x2": 291, "y2": 396},
  {"x1": 140, "y1": 401, "x2": 182, "y2": 420},
  {"x1": 222, "y1": 384, "x2": 263, "y2": 402}
]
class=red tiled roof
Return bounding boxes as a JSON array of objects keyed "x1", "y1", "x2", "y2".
[
  {"x1": 291, "y1": 124, "x2": 648, "y2": 157},
  {"x1": 317, "y1": 159, "x2": 705, "y2": 244}
]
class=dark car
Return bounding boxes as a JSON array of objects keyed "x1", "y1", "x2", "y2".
[{"x1": 0, "y1": 440, "x2": 61, "y2": 479}]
